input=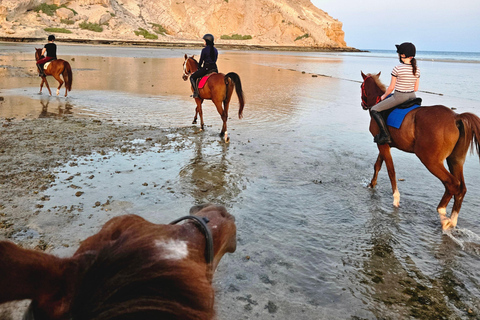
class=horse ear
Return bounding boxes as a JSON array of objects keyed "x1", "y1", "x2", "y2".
[
  {"x1": 184, "y1": 53, "x2": 187, "y2": 60},
  {"x1": 0, "y1": 241, "x2": 68, "y2": 304},
  {"x1": 361, "y1": 71, "x2": 367, "y2": 80},
  {"x1": 377, "y1": 72, "x2": 381, "y2": 77}
]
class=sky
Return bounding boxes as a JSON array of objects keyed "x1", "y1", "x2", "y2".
[{"x1": 310, "y1": 0, "x2": 480, "y2": 52}]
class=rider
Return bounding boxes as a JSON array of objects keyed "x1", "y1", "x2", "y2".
[
  {"x1": 370, "y1": 42, "x2": 420, "y2": 145},
  {"x1": 190, "y1": 33, "x2": 218, "y2": 98},
  {"x1": 36, "y1": 35, "x2": 57, "y2": 77}
]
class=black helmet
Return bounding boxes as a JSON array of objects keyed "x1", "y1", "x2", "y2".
[
  {"x1": 48, "y1": 35, "x2": 55, "y2": 41},
  {"x1": 396, "y1": 42, "x2": 416, "y2": 57},
  {"x1": 202, "y1": 34, "x2": 214, "y2": 43}
]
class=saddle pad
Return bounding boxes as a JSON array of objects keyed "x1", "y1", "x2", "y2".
[
  {"x1": 44, "y1": 61, "x2": 52, "y2": 69},
  {"x1": 387, "y1": 104, "x2": 421, "y2": 129},
  {"x1": 198, "y1": 74, "x2": 213, "y2": 89}
]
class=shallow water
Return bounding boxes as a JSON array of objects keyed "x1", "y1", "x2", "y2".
[{"x1": 1, "y1": 43, "x2": 480, "y2": 319}]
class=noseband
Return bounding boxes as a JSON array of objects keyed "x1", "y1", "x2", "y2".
[{"x1": 170, "y1": 215, "x2": 214, "y2": 265}]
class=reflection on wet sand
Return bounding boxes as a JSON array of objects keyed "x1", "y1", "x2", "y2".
[
  {"x1": 39, "y1": 96, "x2": 73, "y2": 118},
  {"x1": 178, "y1": 134, "x2": 244, "y2": 206}
]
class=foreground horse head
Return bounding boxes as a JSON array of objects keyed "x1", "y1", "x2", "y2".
[
  {"x1": 360, "y1": 71, "x2": 480, "y2": 230},
  {"x1": 0, "y1": 204, "x2": 236, "y2": 319},
  {"x1": 182, "y1": 54, "x2": 245, "y2": 143},
  {"x1": 35, "y1": 48, "x2": 73, "y2": 97}
]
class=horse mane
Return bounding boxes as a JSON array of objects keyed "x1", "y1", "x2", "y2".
[
  {"x1": 189, "y1": 56, "x2": 199, "y2": 67},
  {"x1": 71, "y1": 230, "x2": 215, "y2": 320},
  {"x1": 366, "y1": 73, "x2": 386, "y2": 92}
]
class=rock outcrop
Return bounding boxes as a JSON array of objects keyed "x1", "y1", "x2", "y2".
[{"x1": 0, "y1": 0, "x2": 350, "y2": 49}]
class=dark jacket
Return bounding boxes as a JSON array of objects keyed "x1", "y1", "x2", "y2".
[{"x1": 198, "y1": 45, "x2": 218, "y2": 70}]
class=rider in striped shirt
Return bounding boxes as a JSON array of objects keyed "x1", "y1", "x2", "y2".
[{"x1": 370, "y1": 42, "x2": 420, "y2": 145}]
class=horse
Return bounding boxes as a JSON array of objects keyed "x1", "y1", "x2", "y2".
[
  {"x1": 182, "y1": 54, "x2": 245, "y2": 143},
  {"x1": 360, "y1": 71, "x2": 480, "y2": 231},
  {"x1": 35, "y1": 48, "x2": 73, "y2": 97},
  {"x1": 0, "y1": 204, "x2": 236, "y2": 320}
]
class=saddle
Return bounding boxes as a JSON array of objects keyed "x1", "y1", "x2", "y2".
[{"x1": 382, "y1": 98, "x2": 423, "y2": 129}]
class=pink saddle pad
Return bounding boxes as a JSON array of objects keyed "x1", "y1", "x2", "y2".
[{"x1": 198, "y1": 74, "x2": 214, "y2": 89}]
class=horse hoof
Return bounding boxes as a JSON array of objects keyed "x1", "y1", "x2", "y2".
[
  {"x1": 225, "y1": 136, "x2": 230, "y2": 143},
  {"x1": 192, "y1": 120, "x2": 197, "y2": 124}
]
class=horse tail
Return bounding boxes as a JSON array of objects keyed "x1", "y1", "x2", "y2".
[
  {"x1": 457, "y1": 112, "x2": 480, "y2": 158},
  {"x1": 64, "y1": 61, "x2": 73, "y2": 92},
  {"x1": 225, "y1": 72, "x2": 245, "y2": 119}
]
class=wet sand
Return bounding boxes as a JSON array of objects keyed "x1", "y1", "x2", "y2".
[{"x1": 1, "y1": 43, "x2": 480, "y2": 319}]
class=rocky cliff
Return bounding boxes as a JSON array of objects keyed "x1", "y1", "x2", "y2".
[{"x1": 0, "y1": 0, "x2": 349, "y2": 49}]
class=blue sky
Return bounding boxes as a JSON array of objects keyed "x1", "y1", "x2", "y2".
[{"x1": 311, "y1": 0, "x2": 480, "y2": 52}]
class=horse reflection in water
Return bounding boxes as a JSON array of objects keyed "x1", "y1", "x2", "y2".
[
  {"x1": 39, "y1": 96, "x2": 73, "y2": 118},
  {"x1": 0, "y1": 204, "x2": 236, "y2": 320},
  {"x1": 179, "y1": 134, "x2": 244, "y2": 205}
]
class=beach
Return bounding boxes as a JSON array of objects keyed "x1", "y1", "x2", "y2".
[{"x1": 1, "y1": 42, "x2": 480, "y2": 319}]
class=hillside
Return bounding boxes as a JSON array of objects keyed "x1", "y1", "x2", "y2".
[{"x1": 0, "y1": 0, "x2": 352, "y2": 49}]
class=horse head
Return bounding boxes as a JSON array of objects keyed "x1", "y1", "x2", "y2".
[
  {"x1": 35, "y1": 48, "x2": 43, "y2": 61},
  {"x1": 0, "y1": 204, "x2": 236, "y2": 319},
  {"x1": 182, "y1": 54, "x2": 199, "y2": 81},
  {"x1": 360, "y1": 71, "x2": 385, "y2": 110}
]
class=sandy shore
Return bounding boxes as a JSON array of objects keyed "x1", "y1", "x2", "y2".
[{"x1": 0, "y1": 36, "x2": 363, "y2": 52}]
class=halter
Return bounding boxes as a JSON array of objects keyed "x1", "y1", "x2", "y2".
[
  {"x1": 169, "y1": 215, "x2": 214, "y2": 266},
  {"x1": 361, "y1": 76, "x2": 381, "y2": 109}
]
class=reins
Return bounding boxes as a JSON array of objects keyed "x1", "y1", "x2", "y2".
[{"x1": 169, "y1": 215, "x2": 214, "y2": 266}]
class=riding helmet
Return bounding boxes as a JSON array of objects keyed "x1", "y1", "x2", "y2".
[
  {"x1": 48, "y1": 35, "x2": 55, "y2": 41},
  {"x1": 202, "y1": 34, "x2": 214, "y2": 43},
  {"x1": 396, "y1": 42, "x2": 416, "y2": 57}
]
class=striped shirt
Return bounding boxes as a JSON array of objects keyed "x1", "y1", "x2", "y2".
[{"x1": 391, "y1": 64, "x2": 420, "y2": 92}]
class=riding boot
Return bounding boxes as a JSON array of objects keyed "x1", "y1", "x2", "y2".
[
  {"x1": 190, "y1": 77, "x2": 199, "y2": 98},
  {"x1": 37, "y1": 63, "x2": 45, "y2": 77},
  {"x1": 370, "y1": 110, "x2": 392, "y2": 145}
]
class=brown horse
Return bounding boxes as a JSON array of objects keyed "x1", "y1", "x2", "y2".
[
  {"x1": 0, "y1": 204, "x2": 236, "y2": 320},
  {"x1": 35, "y1": 48, "x2": 73, "y2": 97},
  {"x1": 361, "y1": 72, "x2": 480, "y2": 230},
  {"x1": 182, "y1": 54, "x2": 245, "y2": 143}
]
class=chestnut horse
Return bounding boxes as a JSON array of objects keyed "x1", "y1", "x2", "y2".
[
  {"x1": 182, "y1": 54, "x2": 245, "y2": 143},
  {"x1": 0, "y1": 204, "x2": 236, "y2": 320},
  {"x1": 35, "y1": 48, "x2": 73, "y2": 97},
  {"x1": 361, "y1": 72, "x2": 480, "y2": 230}
]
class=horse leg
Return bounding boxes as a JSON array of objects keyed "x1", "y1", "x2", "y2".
[
  {"x1": 444, "y1": 155, "x2": 467, "y2": 228},
  {"x1": 192, "y1": 108, "x2": 198, "y2": 124},
  {"x1": 39, "y1": 78, "x2": 44, "y2": 94},
  {"x1": 421, "y1": 159, "x2": 462, "y2": 230},
  {"x1": 195, "y1": 99, "x2": 204, "y2": 131},
  {"x1": 213, "y1": 99, "x2": 229, "y2": 142},
  {"x1": 378, "y1": 145, "x2": 400, "y2": 207},
  {"x1": 43, "y1": 77, "x2": 52, "y2": 96},
  {"x1": 369, "y1": 154, "x2": 384, "y2": 188},
  {"x1": 52, "y1": 73, "x2": 64, "y2": 96}
]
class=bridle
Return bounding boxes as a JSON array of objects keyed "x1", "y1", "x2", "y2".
[
  {"x1": 24, "y1": 214, "x2": 215, "y2": 320},
  {"x1": 182, "y1": 58, "x2": 198, "y2": 79},
  {"x1": 170, "y1": 215, "x2": 214, "y2": 266},
  {"x1": 361, "y1": 76, "x2": 381, "y2": 110}
]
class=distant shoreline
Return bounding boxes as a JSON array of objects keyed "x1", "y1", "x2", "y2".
[{"x1": 0, "y1": 36, "x2": 364, "y2": 53}]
